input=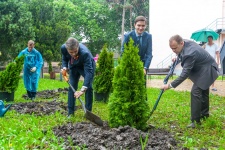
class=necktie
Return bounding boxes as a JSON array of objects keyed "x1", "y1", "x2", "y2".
[
  {"x1": 70, "y1": 55, "x2": 79, "y2": 64},
  {"x1": 137, "y1": 36, "x2": 142, "y2": 47}
]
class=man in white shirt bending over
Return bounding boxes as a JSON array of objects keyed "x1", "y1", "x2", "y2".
[{"x1": 203, "y1": 36, "x2": 220, "y2": 91}]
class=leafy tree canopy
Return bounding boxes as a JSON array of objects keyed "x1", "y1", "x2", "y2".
[
  {"x1": 0, "y1": 0, "x2": 148, "y2": 64},
  {"x1": 0, "y1": 0, "x2": 35, "y2": 63}
]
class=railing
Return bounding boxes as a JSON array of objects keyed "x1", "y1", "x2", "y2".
[
  {"x1": 206, "y1": 17, "x2": 225, "y2": 31},
  {"x1": 156, "y1": 53, "x2": 175, "y2": 68},
  {"x1": 156, "y1": 18, "x2": 225, "y2": 69}
]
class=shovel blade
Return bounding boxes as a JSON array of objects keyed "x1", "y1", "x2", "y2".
[
  {"x1": 65, "y1": 81, "x2": 104, "y2": 126},
  {"x1": 85, "y1": 110, "x2": 104, "y2": 126}
]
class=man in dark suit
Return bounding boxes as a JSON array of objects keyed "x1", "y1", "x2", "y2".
[
  {"x1": 121, "y1": 16, "x2": 153, "y2": 74},
  {"x1": 61, "y1": 37, "x2": 95, "y2": 117},
  {"x1": 161, "y1": 35, "x2": 219, "y2": 128}
]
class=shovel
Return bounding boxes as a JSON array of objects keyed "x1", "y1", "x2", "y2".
[
  {"x1": 149, "y1": 57, "x2": 180, "y2": 118},
  {"x1": 62, "y1": 72, "x2": 104, "y2": 126}
]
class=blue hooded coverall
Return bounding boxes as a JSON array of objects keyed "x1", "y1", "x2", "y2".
[{"x1": 18, "y1": 48, "x2": 43, "y2": 99}]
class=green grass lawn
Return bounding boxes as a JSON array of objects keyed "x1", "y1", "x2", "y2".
[{"x1": 1, "y1": 76, "x2": 225, "y2": 149}]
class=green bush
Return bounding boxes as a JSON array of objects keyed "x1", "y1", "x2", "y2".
[
  {"x1": 93, "y1": 44, "x2": 114, "y2": 94},
  {"x1": 108, "y1": 38, "x2": 150, "y2": 130},
  {"x1": 0, "y1": 55, "x2": 24, "y2": 93}
]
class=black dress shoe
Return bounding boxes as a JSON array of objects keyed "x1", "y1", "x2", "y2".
[{"x1": 187, "y1": 122, "x2": 201, "y2": 128}]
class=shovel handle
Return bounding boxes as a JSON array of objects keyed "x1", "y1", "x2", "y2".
[
  {"x1": 149, "y1": 57, "x2": 180, "y2": 119},
  {"x1": 62, "y1": 73, "x2": 86, "y2": 113},
  {"x1": 63, "y1": 75, "x2": 69, "y2": 82},
  {"x1": 163, "y1": 58, "x2": 179, "y2": 84},
  {"x1": 149, "y1": 89, "x2": 164, "y2": 117},
  {"x1": 62, "y1": 71, "x2": 104, "y2": 126},
  {"x1": 62, "y1": 70, "x2": 69, "y2": 82}
]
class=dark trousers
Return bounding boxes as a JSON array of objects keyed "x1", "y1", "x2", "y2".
[
  {"x1": 68, "y1": 68, "x2": 93, "y2": 115},
  {"x1": 190, "y1": 84, "x2": 209, "y2": 122}
]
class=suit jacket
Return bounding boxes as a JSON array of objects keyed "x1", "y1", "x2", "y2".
[
  {"x1": 121, "y1": 30, "x2": 153, "y2": 69},
  {"x1": 61, "y1": 43, "x2": 95, "y2": 87},
  {"x1": 171, "y1": 40, "x2": 219, "y2": 90}
]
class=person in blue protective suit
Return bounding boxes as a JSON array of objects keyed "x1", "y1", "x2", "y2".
[
  {"x1": 61, "y1": 37, "x2": 95, "y2": 117},
  {"x1": 18, "y1": 40, "x2": 43, "y2": 100}
]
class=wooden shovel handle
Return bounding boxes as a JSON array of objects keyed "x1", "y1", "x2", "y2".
[{"x1": 62, "y1": 70, "x2": 69, "y2": 82}]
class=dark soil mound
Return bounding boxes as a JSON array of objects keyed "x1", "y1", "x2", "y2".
[
  {"x1": 15, "y1": 89, "x2": 180, "y2": 149},
  {"x1": 10, "y1": 100, "x2": 67, "y2": 116},
  {"x1": 53, "y1": 122, "x2": 178, "y2": 150},
  {"x1": 22, "y1": 88, "x2": 68, "y2": 99}
]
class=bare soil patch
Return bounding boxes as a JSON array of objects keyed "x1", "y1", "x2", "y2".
[
  {"x1": 22, "y1": 87, "x2": 69, "y2": 99},
  {"x1": 147, "y1": 79, "x2": 225, "y2": 97},
  {"x1": 53, "y1": 122, "x2": 178, "y2": 150},
  {"x1": 10, "y1": 100, "x2": 67, "y2": 116}
]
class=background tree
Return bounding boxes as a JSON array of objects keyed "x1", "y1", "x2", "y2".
[
  {"x1": 106, "y1": 0, "x2": 149, "y2": 31},
  {"x1": 43, "y1": 50, "x2": 54, "y2": 73},
  {"x1": 0, "y1": 0, "x2": 35, "y2": 63},
  {"x1": 25, "y1": 0, "x2": 72, "y2": 61},
  {"x1": 70, "y1": 0, "x2": 121, "y2": 55},
  {"x1": 108, "y1": 38, "x2": 150, "y2": 130},
  {"x1": 104, "y1": 0, "x2": 149, "y2": 53},
  {"x1": 0, "y1": 0, "x2": 148, "y2": 64}
]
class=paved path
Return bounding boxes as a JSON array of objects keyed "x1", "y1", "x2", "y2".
[{"x1": 147, "y1": 79, "x2": 225, "y2": 97}]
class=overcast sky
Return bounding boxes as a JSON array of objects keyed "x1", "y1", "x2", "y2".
[{"x1": 149, "y1": 0, "x2": 222, "y2": 67}]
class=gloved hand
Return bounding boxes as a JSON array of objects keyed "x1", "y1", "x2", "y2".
[
  {"x1": 30, "y1": 67, "x2": 37, "y2": 72},
  {"x1": 61, "y1": 67, "x2": 69, "y2": 81},
  {"x1": 61, "y1": 67, "x2": 67, "y2": 76}
]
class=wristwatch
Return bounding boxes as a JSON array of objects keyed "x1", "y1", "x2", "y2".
[{"x1": 80, "y1": 86, "x2": 87, "y2": 92}]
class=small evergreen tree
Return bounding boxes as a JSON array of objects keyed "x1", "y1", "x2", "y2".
[
  {"x1": 93, "y1": 44, "x2": 114, "y2": 94},
  {"x1": 48, "y1": 62, "x2": 53, "y2": 74},
  {"x1": 108, "y1": 38, "x2": 150, "y2": 130},
  {"x1": 0, "y1": 55, "x2": 25, "y2": 93},
  {"x1": 43, "y1": 50, "x2": 54, "y2": 74}
]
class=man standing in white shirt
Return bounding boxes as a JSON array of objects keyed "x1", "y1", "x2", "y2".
[{"x1": 204, "y1": 36, "x2": 220, "y2": 91}]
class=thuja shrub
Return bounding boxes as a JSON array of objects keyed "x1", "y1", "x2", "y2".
[
  {"x1": 0, "y1": 55, "x2": 25, "y2": 93},
  {"x1": 108, "y1": 38, "x2": 150, "y2": 130},
  {"x1": 93, "y1": 44, "x2": 114, "y2": 94}
]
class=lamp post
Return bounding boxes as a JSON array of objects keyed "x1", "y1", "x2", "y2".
[
  {"x1": 149, "y1": 0, "x2": 150, "y2": 33},
  {"x1": 121, "y1": 0, "x2": 126, "y2": 46}
]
